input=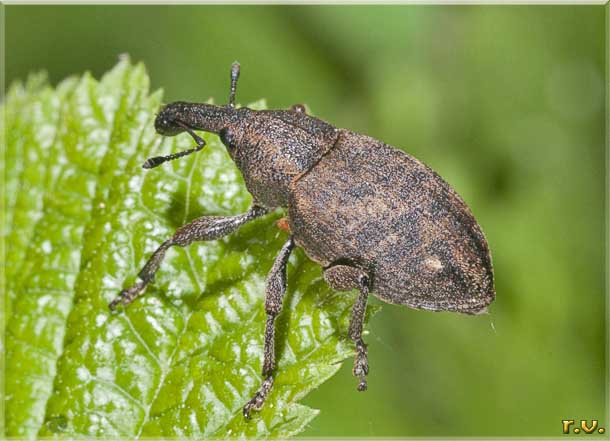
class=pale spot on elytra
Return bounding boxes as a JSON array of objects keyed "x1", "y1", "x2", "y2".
[{"x1": 424, "y1": 256, "x2": 443, "y2": 271}]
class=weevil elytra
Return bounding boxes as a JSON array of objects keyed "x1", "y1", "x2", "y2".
[{"x1": 109, "y1": 62, "x2": 495, "y2": 419}]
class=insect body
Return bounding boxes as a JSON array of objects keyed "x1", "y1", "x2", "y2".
[{"x1": 109, "y1": 62, "x2": 495, "y2": 419}]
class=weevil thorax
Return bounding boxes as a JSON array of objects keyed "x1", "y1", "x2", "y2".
[{"x1": 222, "y1": 108, "x2": 339, "y2": 208}]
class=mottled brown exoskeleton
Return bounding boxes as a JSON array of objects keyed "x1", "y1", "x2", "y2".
[{"x1": 109, "y1": 62, "x2": 495, "y2": 419}]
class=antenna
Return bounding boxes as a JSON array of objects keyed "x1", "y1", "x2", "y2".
[
  {"x1": 142, "y1": 122, "x2": 206, "y2": 169},
  {"x1": 229, "y1": 61, "x2": 240, "y2": 107}
]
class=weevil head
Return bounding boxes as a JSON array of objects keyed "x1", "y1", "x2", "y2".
[{"x1": 154, "y1": 103, "x2": 187, "y2": 136}]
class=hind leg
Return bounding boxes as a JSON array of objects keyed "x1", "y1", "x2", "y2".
[{"x1": 324, "y1": 264, "x2": 370, "y2": 391}]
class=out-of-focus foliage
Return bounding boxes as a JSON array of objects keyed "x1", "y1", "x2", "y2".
[
  {"x1": 4, "y1": 5, "x2": 606, "y2": 437},
  {"x1": 3, "y1": 60, "x2": 370, "y2": 438}
]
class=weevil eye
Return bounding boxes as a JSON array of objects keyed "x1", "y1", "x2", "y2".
[
  {"x1": 154, "y1": 107, "x2": 184, "y2": 136},
  {"x1": 219, "y1": 127, "x2": 236, "y2": 149}
]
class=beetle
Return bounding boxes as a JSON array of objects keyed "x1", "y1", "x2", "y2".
[{"x1": 108, "y1": 62, "x2": 495, "y2": 419}]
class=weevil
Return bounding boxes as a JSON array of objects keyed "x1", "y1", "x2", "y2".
[{"x1": 109, "y1": 62, "x2": 495, "y2": 419}]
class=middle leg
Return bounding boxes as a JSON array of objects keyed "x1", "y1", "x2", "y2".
[{"x1": 243, "y1": 235, "x2": 296, "y2": 419}]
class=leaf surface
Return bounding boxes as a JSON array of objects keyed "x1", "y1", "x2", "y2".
[{"x1": 5, "y1": 59, "x2": 139, "y2": 436}]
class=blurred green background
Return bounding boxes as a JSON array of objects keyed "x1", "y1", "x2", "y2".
[{"x1": 5, "y1": 5, "x2": 607, "y2": 437}]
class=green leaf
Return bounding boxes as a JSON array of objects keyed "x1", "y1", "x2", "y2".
[
  {"x1": 3, "y1": 74, "x2": 73, "y2": 318},
  {"x1": 4, "y1": 58, "x2": 139, "y2": 436},
  {"x1": 3, "y1": 59, "x2": 371, "y2": 438}
]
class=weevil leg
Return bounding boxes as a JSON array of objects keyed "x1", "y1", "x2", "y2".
[
  {"x1": 243, "y1": 236, "x2": 295, "y2": 419},
  {"x1": 108, "y1": 205, "x2": 269, "y2": 310},
  {"x1": 350, "y1": 282, "x2": 370, "y2": 392},
  {"x1": 324, "y1": 264, "x2": 370, "y2": 391}
]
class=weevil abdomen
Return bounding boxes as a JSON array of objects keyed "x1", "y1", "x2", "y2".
[{"x1": 288, "y1": 130, "x2": 495, "y2": 314}]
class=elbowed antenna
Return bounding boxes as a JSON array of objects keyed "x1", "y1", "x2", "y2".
[
  {"x1": 143, "y1": 121, "x2": 206, "y2": 169},
  {"x1": 144, "y1": 62, "x2": 241, "y2": 169},
  {"x1": 229, "y1": 61, "x2": 240, "y2": 107}
]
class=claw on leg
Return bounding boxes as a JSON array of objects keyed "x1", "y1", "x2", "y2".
[
  {"x1": 243, "y1": 376, "x2": 274, "y2": 419},
  {"x1": 109, "y1": 279, "x2": 147, "y2": 310},
  {"x1": 353, "y1": 338, "x2": 369, "y2": 391}
]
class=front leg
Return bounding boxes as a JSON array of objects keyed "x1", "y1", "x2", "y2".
[
  {"x1": 243, "y1": 236, "x2": 295, "y2": 419},
  {"x1": 109, "y1": 205, "x2": 269, "y2": 310}
]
